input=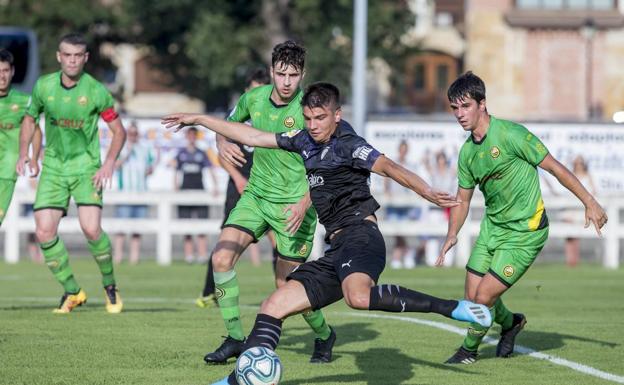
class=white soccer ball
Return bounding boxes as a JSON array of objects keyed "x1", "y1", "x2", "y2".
[{"x1": 235, "y1": 347, "x2": 282, "y2": 385}]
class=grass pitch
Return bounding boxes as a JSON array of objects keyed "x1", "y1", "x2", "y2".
[{"x1": 1, "y1": 259, "x2": 623, "y2": 385}]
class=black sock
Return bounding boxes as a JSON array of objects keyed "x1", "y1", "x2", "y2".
[
  {"x1": 369, "y1": 284, "x2": 458, "y2": 318},
  {"x1": 227, "y1": 313, "x2": 283, "y2": 385},
  {"x1": 201, "y1": 253, "x2": 215, "y2": 296},
  {"x1": 271, "y1": 248, "x2": 278, "y2": 274}
]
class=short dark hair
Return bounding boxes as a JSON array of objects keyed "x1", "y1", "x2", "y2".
[
  {"x1": 271, "y1": 40, "x2": 305, "y2": 71},
  {"x1": 187, "y1": 126, "x2": 198, "y2": 134},
  {"x1": 447, "y1": 71, "x2": 486, "y2": 104},
  {"x1": 59, "y1": 33, "x2": 88, "y2": 49},
  {"x1": 0, "y1": 49, "x2": 14, "y2": 67},
  {"x1": 302, "y1": 82, "x2": 341, "y2": 110},
  {"x1": 245, "y1": 67, "x2": 270, "y2": 87}
]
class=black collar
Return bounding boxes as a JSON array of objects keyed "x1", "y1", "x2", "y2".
[
  {"x1": 268, "y1": 87, "x2": 301, "y2": 108},
  {"x1": 60, "y1": 72, "x2": 80, "y2": 90},
  {"x1": 0, "y1": 88, "x2": 10, "y2": 99}
]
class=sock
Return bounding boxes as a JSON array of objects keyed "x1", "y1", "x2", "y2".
[
  {"x1": 41, "y1": 236, "x2": 80, "y2": 294},
  {"x1": 227, "y1": 313, "x2": 283, "y2": 385},
  {"x1": 87, "y1": 232, "x2": 115, "y2": 287},
  {"x1": 201, "y1": 253, "x2": 215, "y2": 296},
  {"x1": 462, "y1": 305, "x2": 496, "y2": 351},
  {"x1": 369, "y1": 284, "x2": 458, "y2": 318},
  {"x1": 214, "y1": 270, "x2": 244, "y2": 341},
  {"x1": 301, "y1": 310, "x2": 332, "y2": 340},
  {"x1": 494, "y1": 297, "x2": 514, "y2": 330}
]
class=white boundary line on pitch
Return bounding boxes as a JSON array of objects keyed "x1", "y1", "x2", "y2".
[
  {"x1": 4, "y1": 296, "x2": 623, "y2": 384},
  {"x1": 342, "y1": 312, "x2": 624, "y2": 384}
]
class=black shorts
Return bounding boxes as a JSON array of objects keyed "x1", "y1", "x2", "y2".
[
  {"x1": 178, "y1": 205, "x2": 209, "y2": 219},
  {"x1": 221, "y1": 182, "x2": 241, "y2": 228},
  {"x1": 287, "y1": 220, "x2": 386, "y2": 310}
]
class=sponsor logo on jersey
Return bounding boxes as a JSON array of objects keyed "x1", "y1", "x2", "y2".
[
  {"x1": 490, "y1": 146, "x2": 500, "y2": 158},
  {"x1": 284, "y1": 116, "x2": 295, "y2": 128},
  {"x1": 352, "y1": 145, "x2": 373, "y2": 161},
  {"x1": 78, "y1": 96, "x2": 88, "y2": 106},
  {"x1": 10, "y1": 103, "x2": 19, "y2": 112},
  {"x1": 270, "y1": 114, "x2": 278, "y2": 121},
  {"x1": 307, "y1": 173, "x2": 324, "y2": 188},
  {"x1": 536, "y1": 142, "x2": 547, "y2": 154},
  {"x1": 50, "y1": 117, "x2": 85, "y2": 129},
  {"x1": 281, "y1": 129, "x2": 301, "y2": 138},
  {"x1": 503, "y1": 265, "x2": 515, "y2": 277},
  {"x1": 298, "y1": 244, "x2": 308, "y2": 256}
]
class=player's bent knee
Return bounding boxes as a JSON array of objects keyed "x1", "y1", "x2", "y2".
[
  {"x1": 35, "y1": 228, "x2": 57, "y2": 244},
  {"x1": 259, "y1": 295, "x2": 288, "y2": 319},
  {"x1": 81, "y1": 226, "x2": 102, "y2": 241},
  {"x1": 343, "y1": 290, "x2": 370, "y2": 310},
  {"x1": 211, "y1": 250, "x2": 235, "y2": 271}
]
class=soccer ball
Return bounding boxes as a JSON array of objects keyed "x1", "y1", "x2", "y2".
[{"x1": 235, "y1": 346, "x2": 282, "y2": 385}]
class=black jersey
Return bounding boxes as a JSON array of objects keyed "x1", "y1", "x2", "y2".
[{"x1": 276, "y1": 120, "x2": 381, "y2": 236}]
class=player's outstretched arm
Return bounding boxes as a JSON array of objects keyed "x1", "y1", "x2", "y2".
[
  {"x1": 436, "y1": 186, "x2": 473, "y2": 266},
  {"x1": 539, "y1": 153, "x2": 608, "y2": 235},
  {"x1": 162, "y1": 113, "x2": 278, "y2": 149},
  {"x1": 16, "y1": 115, "x2": 37, "y2": 176},
  {"x1": 371, "y1": 155, "x2": 460, "y2": 207}
]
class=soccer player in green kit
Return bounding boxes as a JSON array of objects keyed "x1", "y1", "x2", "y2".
[
  {"x1": 16, "y1": 33, "x2": 127, "y2": 314},
  {"x1": 438, "y1": 72, "x2": 608, "y2": 364},
  {"x1": 202, "y1": 41, "x2": 335, "y2": 365},
  {"x1": 0, "y1": 49, "x2": 41, "y2": 226}
]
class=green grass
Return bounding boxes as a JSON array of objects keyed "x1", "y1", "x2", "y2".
[{"x1": 1, "y1": 260, "x2": 623, "y2": 385}]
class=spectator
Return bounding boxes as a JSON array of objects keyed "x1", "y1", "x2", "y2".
[
  {"x1": 563, "y1": 155, "x2": 597, "y2": 267},
  {"x1": 113, "y1": 122, "x2": 156, "y2": 265},
  {"x1": 173, "y1": 126, "x2": 218, "y2": 264},
  {"x1": 384, "y1": 140, "x2": 424, "y2": 269},
  {"x1": 423, "y1": 150, "x2": 457, "y2": 266}
]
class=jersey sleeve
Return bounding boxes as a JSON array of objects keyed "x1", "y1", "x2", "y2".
[
  {"x1": 275, "y1": 129, "x2": 306, "y2": 153},
  {"x1": 227, "y1": 92, "x2": 251, "y2": 123},
  {"x1": 457, "y1": 147, "x2": 476, "y2": 189},
  {"x1": 26, "y1": 79, "x2": 43, "y2": 118},
  {"x1": 507, "y1": 124, "x2": 549, "y2": 166},
  {"x1": 348, "y1": 137, "x2": 381, "y2": 171}
]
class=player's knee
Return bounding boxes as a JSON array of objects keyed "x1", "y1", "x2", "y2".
[
  {"x1": 274, "y1": 277, "x2": 287, "y2": 288},
  {"x1": 343, "y1": 289, "x2": 370, "y2": 310},
  {"x1": 35, "y1": 227, "x2": 56, "y2": 244},
  {"x1": 260, "y1": 295, "x2": 286, "y2": 318},
  {"x1": 81, "y1": 225, "x2": 102, "y2": 241},
  {"x1": 212, "y1": 251, "x2": 235, "y2": 271}
]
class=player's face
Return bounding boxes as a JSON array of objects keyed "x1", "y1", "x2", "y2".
[
  {"x1": 303, "y1": 105, "x2": 341, "y2": 143},
  {"x1": 127, "y1": 127, "x2": 139, "y2": 143},
  {"x1": 0, "y1": 61, "x2": 14, "y2": 94},
  {"x1": 186, "y1": 130, "x2": 197, "y2": 146},
  {"x1": 57, "y1": 42, "x2": 89, "y2": 78},
  {"x1": 450, "y1": 96, "x2": 486, "y2": 132},
  {"x1": 271, "y1": 62, "x2": 303, "y2": 101}
]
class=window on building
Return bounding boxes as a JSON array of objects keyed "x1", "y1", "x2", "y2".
[
  {"x1": 437, "y1": 65, "x2": 449, "y2": 91},
  {"x1": 413, "y1": 63, "x2": 425, "y2": 90}
]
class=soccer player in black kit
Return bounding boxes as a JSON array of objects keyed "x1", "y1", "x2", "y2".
[{"x1": 163, "y1": 83, "x2": 492, "y2": 385}]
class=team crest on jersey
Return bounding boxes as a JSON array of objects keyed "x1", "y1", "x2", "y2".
[
  {"x1": 10, "y1": 104, "x2": 19, "y2": 112},
  {"x1": 490, "y1": 146, "x2": 500, "y2": 158},
  {"x1": 503, "y1": 265, "x2": 515, "y2": 277},
  {"x1": 78, "y1": 96, "x2": 88, "y2": 106},
  {"x1": 298, "y1": 244, "x2": 308, "y2": 256},
  {"x1": 284, "y1": 116, "x2": 295, "y2": 128}
]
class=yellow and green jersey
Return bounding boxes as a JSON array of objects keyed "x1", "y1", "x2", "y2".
[
  {"x1": 228, "y1": 84, "x2": 308, "y2": 203},
  {"x1": 458, "y1": 116, "x2": 549, "y2": 232},
  {"x1": 27, "y1": 71, "x2": 115, "y2": 176},
  {"x1": 0, "y1": 88, "x2": 31, "y2": 180}
]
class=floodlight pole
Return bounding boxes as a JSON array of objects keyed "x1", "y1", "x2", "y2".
[{"x1": 352, "y1": 0, "x2": 367, "y2": 137}]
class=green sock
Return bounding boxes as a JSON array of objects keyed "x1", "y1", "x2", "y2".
[
  {"x1": 462, "y1": 305, "x2": 496, "y2": 351},
  {"x1": 494, "y1": 297, "x2": 514, "y2": 330},
  {"x1": 87, "y1": 232, "x2": 115, "y2": 287},
  {"x1": 41, "y1": 236, "x2": 80, "y2": 294},
  {"x1": 302, "y1": 310, "x2": 332, "y2": 340},
  {"x1": 214, "y1": 270, "x2": 244, "y2": 341}
]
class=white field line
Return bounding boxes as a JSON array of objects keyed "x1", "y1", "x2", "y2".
[{"x1": 2, "y1": 297, "x2": 623, "y2": 383}]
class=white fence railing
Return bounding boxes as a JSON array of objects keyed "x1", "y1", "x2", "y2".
[{"x1": 1, "y1": 191, "x2": 622, "y2": 268}]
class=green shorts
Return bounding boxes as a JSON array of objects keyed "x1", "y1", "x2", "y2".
[
  {"x1": 224, "y1": 191, "x2": 317, "y2": 261},
  {"x1": 466, "y1": 218, "x2": 549, "y2": 287},
  {"x1": 34, "y1": 169, "x2": 103, "y2": 215},
  {"x1": 0, "y1": 178, "x2": 16, "y2": 224}
]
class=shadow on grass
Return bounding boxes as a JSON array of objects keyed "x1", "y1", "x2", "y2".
[
  {"x1": 280, "y1": 347, "x2": 475, "y2": 385},
  {"x1": 478, "y1": 329, "x2": 619, "y2": 360}
]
